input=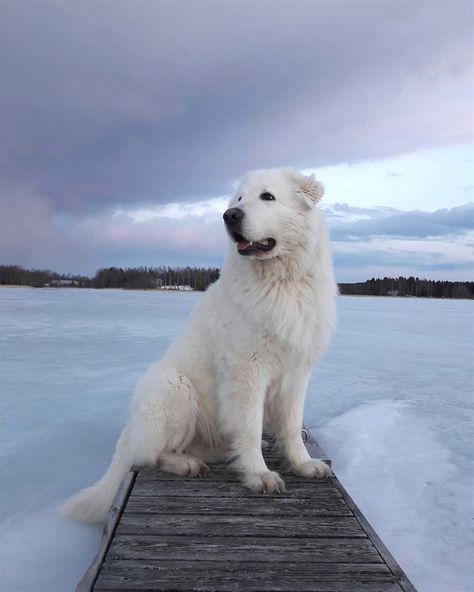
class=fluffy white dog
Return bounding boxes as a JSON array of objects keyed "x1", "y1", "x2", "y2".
[{"x1": 62, "y1": 168, "x2": 337, "y2": 523}]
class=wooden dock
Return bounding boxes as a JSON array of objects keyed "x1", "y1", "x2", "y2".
[{"x1": 78, "y1": 433, "x2": 416, "y2": 592}]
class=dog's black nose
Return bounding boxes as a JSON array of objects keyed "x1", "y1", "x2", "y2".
[{"x1": 223, "y1": 207, "x2": 244, "y2": 227}]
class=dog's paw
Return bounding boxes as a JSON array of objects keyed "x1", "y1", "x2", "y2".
[
  {"x1": 159, "y1": 452, "x2": 209, "y2": 478},
  {"x1": 187, "y1": 457, "x2": 209, "y2": 478},
  {"x1": 244, "y1": 470, "x2": 285, "y2": 493},
  {"x1": 292, "y1": 458, "x2": 332, "y2": 478}
]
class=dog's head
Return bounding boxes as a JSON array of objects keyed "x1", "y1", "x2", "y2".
[{"x1": 223, "y1": 168, "x2": 324, "y2": 259}]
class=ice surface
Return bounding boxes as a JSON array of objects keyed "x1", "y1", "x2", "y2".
[
  {"x1": 307, "y1": 296, "x2": 474, "y2": 592},
  {"x1": 0, "y1": 288, "x2": 473, "y2": 591}
]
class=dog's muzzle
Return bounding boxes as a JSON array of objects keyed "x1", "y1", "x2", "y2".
[
  {"x1": 223, "y1": 207, "x2": 276, "y2": 256},
  {"x1": 223, "y1": 207, "x2": 244, "y2": 234}
]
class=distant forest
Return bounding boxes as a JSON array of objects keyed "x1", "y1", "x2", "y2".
[
  {"x1": 0, "y1": 265, "x2": 220, "y2": 292},
  {"x1": 0, "y1": 264, "x2": 473, "y2": 299},
  {"x1": 92, "y1": 266, "x2": 220, "y2": 291},
  {"x1": 338, "y1": 277, "x2": 474, "y2": 299}
]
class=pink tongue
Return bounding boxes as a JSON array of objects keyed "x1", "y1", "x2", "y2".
[{"x1": 237, "y1": 241, "x2": 252, "y2": 251}]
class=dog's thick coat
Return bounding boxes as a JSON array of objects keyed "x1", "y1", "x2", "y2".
[{"x1": 62, "y1": 168, "x2": 337, "y2": 522}]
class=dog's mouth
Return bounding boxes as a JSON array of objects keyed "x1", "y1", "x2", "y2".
[{"x1": 230, "y1": 231, "x2": 276, "y2": 256}]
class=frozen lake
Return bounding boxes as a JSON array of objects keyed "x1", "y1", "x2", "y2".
[{"x1": 0, "y1": 287, "x2": 472, "y2": 592}]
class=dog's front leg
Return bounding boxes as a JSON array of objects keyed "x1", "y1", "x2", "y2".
[
  {"x1": 272, "y1": 369, "x2": 331, "y2": 478},
  {"x1": 219, "y1": 368, "x2": 285, "y2": 493}
]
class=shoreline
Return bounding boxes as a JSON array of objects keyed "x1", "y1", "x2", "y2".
[
  {"x1": 0, "y1": 285, "x2": 198, "y2": 294},
  {"x1": 0, "y1": 285, "x2": 472, "y2": 300},
  {"x1": 0, "y1": 284, "x2": 34, "y2": 288}
]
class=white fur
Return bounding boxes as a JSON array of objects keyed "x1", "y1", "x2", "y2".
[{"x1": 61, "y1": 168, "x2": 337, "y2": 522}]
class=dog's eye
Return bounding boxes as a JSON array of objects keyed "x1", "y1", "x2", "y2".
[
  {"x1": 260, "y1": 192, "x2": 275, "y2": 201},
  {"x1": 238, "y1": 196, "x2": 242, "y2": 202}
]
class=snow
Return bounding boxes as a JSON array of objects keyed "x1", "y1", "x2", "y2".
[
  {"x1": 307, "y1": 296, "x2": 474, "y2": 592},
  {"x1": 0, "y1": 287, "x2": 472, "y2": 592}
]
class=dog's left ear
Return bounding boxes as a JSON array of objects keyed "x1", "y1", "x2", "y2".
[
  {"x1": 289, "y1": 170, "x2": 324, "y2": 208},
  {"x1": 298, "y1": 173, "x2": 324, "y2": 208}
]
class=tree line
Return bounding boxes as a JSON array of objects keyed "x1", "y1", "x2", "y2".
[
  {"x1": 91, "y1": 266, "x2": 220, "y2": 291},
  {"x1": 0, "y1": 265, "x2": 89, "y2": 288},
  {"x1": 0, "y1": 265, "x2": 220, "y2": 292},
  {"x1": 1, "y1": 265, "x2": 472, "y2": 298},
  {"x1": 338, "y1": 276, "x2": 474, "y2": 299}
]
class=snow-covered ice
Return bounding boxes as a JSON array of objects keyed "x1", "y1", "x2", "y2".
[{"x1": 0, "y1": 287, "x2": 472, "y2": 591}]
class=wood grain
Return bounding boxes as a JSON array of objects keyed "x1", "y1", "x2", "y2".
[
  {"x1": 81, "y1": 429, "x2": 416, "y2": 592},
  {"x1": 116, "y1": 513, "x2": 365, "y2": 538},
  {"x1": 95, "y1": 561, "x2": 399, "y2": 592},
  {"x1": 77, "y1": 470, "x2": 136, "y2": 592},
  {"x1": 124, "y1": 494, "x2": 352, "y2": 516},
  {"x1": 131, "y1": 478, "x2": 342, "y2": 498}
]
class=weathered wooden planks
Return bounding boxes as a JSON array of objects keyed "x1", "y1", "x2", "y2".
[
  {"x1": 130, "y1": 477, "x2": 343, "y2": 498},
  {"x1": 78, "y1": 471, "x2": 136, "y2": 592},
  {"x1": 105, "y1": 534, "x2": 383, "y2": 563},
  {"x1": 115, "y1": 514, "x2": 365, "y2": 538},
  {"x1": 124, "y1": 494, "x2": 352, "y2": 516},
  {"x1": 81, "y1": 432, "x2": 417, "y2": 592},
  {"x1": 95, "y1": 561, "x2": 400, "y2": 592}
]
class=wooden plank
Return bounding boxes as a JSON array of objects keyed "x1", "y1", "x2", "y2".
[
  {"x1": 131, "y1": 478, "x2": 342, "y2": 498},
  {"x1": 95, "y1": 561, "x2": 399, "y2": 592},
  {"x1": 135, "y1": 469, "x2": 337, "y2": 484},
  {"x1": 77, "y1": 470, "x2": 136, "y2": 592},
  {"x1": 116, "y1": 513, "x2": 366, "y2": 538},
  {"x1": 95, "y1": 583, "x2": 402, "y2": 592},
  {"x1": 333, "y1": 475, "x2": 417, "y2": 592},
  {"x1": 137, "y1": 467, "x2": 331, "y2": 482},
  {"x1": 97, "y1": 559, "x2": 391, "y2": 576},
  {"x1": 125, "y1": 494, "x2": 352, "y2": 516},
  {"x1": 136, "y1": 428, "x2": 330, "y2": 482},
  {"x1": 82, "y1": 428, "x2": 415, "y2": 592},
  {"x1": 105, "y1": 534, "x2": 383, "y2": 563}
]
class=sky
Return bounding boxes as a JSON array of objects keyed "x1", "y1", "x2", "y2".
[{"x1": 0, "y1": 0, "x2": 473, "y2": 281}]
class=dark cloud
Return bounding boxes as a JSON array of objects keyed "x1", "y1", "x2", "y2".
[
  {"x1": 0, "y1": 0, "x2": 472, "y2": 215},
  {"x1": 1, "y1": 1, "x2": 473, "y2": 280},
  {"x1": 327, "y1": 202, "x2": 474, "y2": 280},
  {"x1": 333, "y1": 251, "x2": 474, "y2": 282},
  {"x1": 333, "y1": 248, "x2": 473, "y2": 272},
  {"x1": 327, "y1": 203, "x2": 474, "y2": 241}
]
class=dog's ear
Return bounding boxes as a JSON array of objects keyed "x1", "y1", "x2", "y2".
[
  {"x1": 299, "y1": 173, "x2": 324, "y2": 208},
  {"x1": 290, "y1": 171, "x2": 324, "y2": 208}
]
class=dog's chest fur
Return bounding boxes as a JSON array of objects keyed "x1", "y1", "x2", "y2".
[{"x1": 224, "y1": 260, "x2": 334, "y2": 365}]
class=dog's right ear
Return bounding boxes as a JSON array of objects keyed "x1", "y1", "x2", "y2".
[{"x1": 290, "y1": 170, "x2": 324, "y2": 208}]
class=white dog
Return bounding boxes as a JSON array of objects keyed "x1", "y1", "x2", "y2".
[{"x1": 62, "y1": 168, "x2": 337, "y2": 523}]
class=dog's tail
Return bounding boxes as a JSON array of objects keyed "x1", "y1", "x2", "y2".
[{"x1": 60, "y1": 425, "x2": 131, "y2": 523}]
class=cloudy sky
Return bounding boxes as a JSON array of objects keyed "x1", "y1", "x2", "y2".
[{"x1": 0, "y1": 0, "x2": 473, "y2": 281}]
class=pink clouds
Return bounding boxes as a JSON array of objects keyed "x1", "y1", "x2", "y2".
[
  {"x1": 75, "y1": 210, "x2": 223, "y2": 252},
  {"x1": 1, "y1": 183, "x2": 472, "y2": 280},
  {"x1": 33, "y1": 204, "x2": 228, "y2": 273}
]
